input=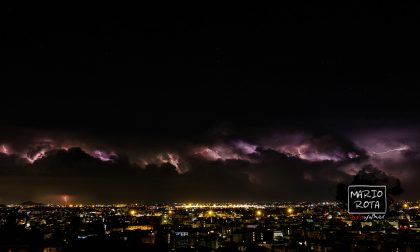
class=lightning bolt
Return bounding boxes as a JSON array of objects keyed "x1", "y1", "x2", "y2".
[
  {"x1": 24, "y1": 149, "x2": 47, "y2": 163},
  {"x1": 371, "y1": 145, "x2": 409, "y2": 155},
  {"x1": 94, "y1": 150, "x2": 107, "y2": 161},
  {"x1": 63, "y1": 195, "x2": 68, "y2": 205},
  {"x1": 93, "y1": 150, "x2": 115, "y2": 162}
]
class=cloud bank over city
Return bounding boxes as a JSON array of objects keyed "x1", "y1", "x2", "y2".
[{"x1": 1, "y1": 124, "x2": 418, "y2": 204}]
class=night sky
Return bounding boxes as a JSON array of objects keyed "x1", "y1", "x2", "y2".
[{"x1": 1, "y1": 4, "x2": 420, "y2": 203}]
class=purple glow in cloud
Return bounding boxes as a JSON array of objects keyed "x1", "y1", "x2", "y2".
[
  {"x1": 193, "y1": 140, "x2": 258, "y2": 162},
  {"x1": 1, "y1": 144, "x2": 9, "y2": 155},
  {"x1": 370, "y1": 145, "x2": 409, "y2": 156},
  {"x1": 233, "y1": 140, "x2": 257, "y2": 154},
  {"x1": 22, "y1": 139, "x2": 57, "y2": 163},
  {"x1": 350, "y1": 128, "x2": 415, "y2": 160},
  {"x1": 194, "y1": 145, "x2": 242, "y2": 161},
  {"x1": 141, "y1": 152, "x2": 189, "y2": 174},
  {"x1": 166, "y1": 153, "x2": 185, "y2": 174},
  {"x1": 259, "y1": 133, "x2": 365, "y2": 162},
  {"x1": 27, "y1": 139, "x2": 124, "y2": 164},
  {"x1": 0, "y1": 138, "x2": 122, "y2": 164},
  {"x1": 24, "y1": 149, "x2": 47, "y2": 163},
  {"x1": 347, "y1": 152, "x2": 360, "y2": 159},
  {"x1": 277, "y1": 143, "x2": 344, "y2": 161},
  {"x1": 194, "y1": 147, "x2": 222, "y2": 161},
  {"x1": 92, "y1": 150, "x2": 117, "y2": 162}
]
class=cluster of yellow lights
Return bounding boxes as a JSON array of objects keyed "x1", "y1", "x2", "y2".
[
  {"x1": 129, "y1": 210, "x2": 137, "y2": 216},
  {"x1": 287, "y1": 208, "x2": 294, "y2": 214},
  {"x1": 403, "y1": 203, "x2": 409, "y2": 209},
  {"x1": 176, "y1": 203, "x2": 267, "y2": 209},
  {"x1": 125, "y1": 225, "x2": 153, "y2": 231},
  {"x1": 67, "y1": 204, "x2": 84, "y2": 208},
  {"x1": 256, "y1": 210, "x2": 263, "y2": 216}
]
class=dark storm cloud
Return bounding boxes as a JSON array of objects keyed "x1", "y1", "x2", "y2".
[
  {"x1": 1, "y1": 125, "x2": 420, "y2": 203},
  {"x1": 304, "y1": 134, "x2": 367, "y2": 159},
  {"x1": 30, "y1": 148, "x2": 136, "y2": 177},
  {"x1": 369, "y1": 148, "x2": 420, "y2": 200},
  {"x1": 242, "y1": 148, "x2": 355, "y2": 200},
  {"x1": 0, "y1": 153, "x2": 27, "y2": 175},
  {"x1": 0, "y1": 135, "x2": 347, "y2": 202},
  {"x1": 258, "y1": 132, "x2": 368, "y2": 162}
]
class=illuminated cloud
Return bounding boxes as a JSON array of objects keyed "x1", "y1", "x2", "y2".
[
  {"x1": 193, "y1": 140, "x2": 258, "y2": 162},
  {"x1": 1, "y1": 144, "x2": 10, "y2": 155},
  {"x1": 0, "y1": 138, "x2": 120, "y2": 165},
  {"x1": 193, "y1": 145, "x2": 241, "y2": 161},
  {"x1": 350, "y1": 128, "x2": 416, "y2": 160},
  {"x1": 92, "y1": 150, "x2": 118, "y2": 162},
  {"x1": 2, "y1": 126, "x2": 420, "y2": 202},
  {"x1": 193, "y1": 147, "x2": 222, "y2": 161},
  {"x1": 24, "y1": 149, "x2": 47, "y2": 163},
  {"x1": 140, "y1": 152, "x2": 189, "y2": 174},
  {"x1": 233, "y1": 140, "x2": 257, "y2": 154},
  {"x1": 259, "y1": 133, "x2": 366, "y2": 162},
  {"x1": 0, "y1": 131, "x2": 369, "y2": 171},
  {"x1": 371, "y1": 145, "x2": 410, "y2": 156},
  {"x1": 163, "y1": 153, "x2": 187, "y2": 174},
  {"x1": 22, "y1": 139, "x2": 56, "y2": 163}
]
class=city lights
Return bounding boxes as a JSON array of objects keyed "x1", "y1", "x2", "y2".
[{"x1": 0, "y1": 200, "x2": 417, "y2": 250}]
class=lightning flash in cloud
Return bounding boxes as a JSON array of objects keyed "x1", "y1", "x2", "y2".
[
  {"x1": 371, "y1": 145, "x2": 409, "y2": 155},
  {"x1": 1, "y1": 144, "x2": 9, "y2": 155}
]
